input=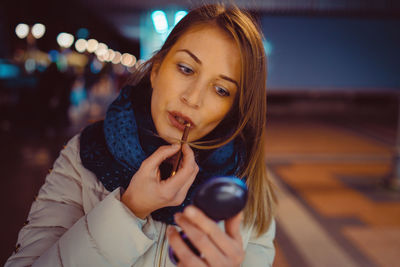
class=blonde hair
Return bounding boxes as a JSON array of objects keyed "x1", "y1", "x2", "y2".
[{"x1": 130, "y1": 4, "x2": 276, "y2": 236}]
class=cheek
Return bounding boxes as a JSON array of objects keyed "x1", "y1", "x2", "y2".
[
  {"x1": 151, "y1": 85, "x2": 161, "y2": 111},
  {"x1": 151, "y1": 69, "x2": 180, "y2": 105},
  {"x1": 209, "y1": 95, "x2": 233, "y2": 121},
  {"x1": 197, "y1": 99, "x2": 233, "y2": 135},
  {"x1": 151, "y1": 74, "x2": 170, "y2": 110}
]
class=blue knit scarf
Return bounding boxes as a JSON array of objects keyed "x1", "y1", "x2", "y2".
[{"x1": 80, "y1": 82, "x2": 244, "y2": 224}]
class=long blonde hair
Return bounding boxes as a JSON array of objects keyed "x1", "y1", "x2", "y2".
[{"x1": 130, "y1": 4, "x2": 276, "y2": 236}]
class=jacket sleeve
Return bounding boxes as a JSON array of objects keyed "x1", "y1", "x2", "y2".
[
  {"x1": 242, "y1": 219, "x2": 276, "y2": 267},
  {"x1": 5, "y1": 135, "x2": 156, "y2": 267}
]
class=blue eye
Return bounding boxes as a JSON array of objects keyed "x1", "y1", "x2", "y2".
[
  {"x1": 178, "y1": 64, "x2": 193, "y2": 75},
  {"x1": 215, "y1": 86, "x2": 230, "y2": 97}
]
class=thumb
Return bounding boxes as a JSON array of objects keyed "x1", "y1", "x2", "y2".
[{"x1": 225, "y1": 211, "x2": 243, "y2": 242}]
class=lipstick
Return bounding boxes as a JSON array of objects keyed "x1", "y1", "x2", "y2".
[{"x1": 171, "y1": 123, "x2": 191, "y2": 176}]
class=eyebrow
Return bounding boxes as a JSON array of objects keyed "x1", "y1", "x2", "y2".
[
  {"x1": 177, "y1": 49, "x2": 202, "y2": 64},
  {"x1": 220, "y1": 75, "x2": 239, "y2": 88},
  {"x1": 176, "y1": 49, "x2": 239, "y2": 88}
]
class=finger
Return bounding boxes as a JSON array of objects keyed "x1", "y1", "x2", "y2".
[
  {"x1": 183, "y1": 206, "x2": 241, "y2": 257},
  {"x1": 180, "y1": 143, "x2": 197, "y2": 170},
  {"x1": 175, "y1": 167, "x2": 197, "y2": 200},
  {"x1": 161, "y1": 168, "x2": 198, "y2": 206},
  {"x1": 144, "y1": 144, "x2": 180, "y2": 170},
  {"x1": 167, "y1": 226, "x2": 206, "y2": 267},
  {"x1": 173, "y1": 144, "x2": 198, "y2": 182},
  {"x1": 162, "y1": 164, "x2": 198, "y2": 206},
  {"x1": 225, "y1": 212, "x2": 243, "y2": 243},
  {"x1": 175, "y1": 145, "x2": 199, "y2": 193},
  {"x1": 174, "y1": 213, "x2": 226, "y2": 266},
  {"x1": 163, "y1": 144, "x2": 197, "y2": 191}
]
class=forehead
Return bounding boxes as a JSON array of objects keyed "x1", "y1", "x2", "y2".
[
  {"x1": 172, "y1": 24, "x2": 236, "y2": 53},
  {"x1": 168, "y1": 24, "x2": 241, "y2": 79},
  {"x1": 179, "y1": 23, "x2": 232, "y2": 41}
]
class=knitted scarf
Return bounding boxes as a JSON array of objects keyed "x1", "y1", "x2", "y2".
[{"x1": 80, "y1": 81, "x2": 244, "y2": 224}]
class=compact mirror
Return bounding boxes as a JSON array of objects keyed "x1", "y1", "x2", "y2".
[{"x1": 193, "y1": 176, "x2": 248, "y2": 221}]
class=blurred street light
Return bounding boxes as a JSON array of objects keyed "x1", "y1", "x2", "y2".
[
  {"x1": 57, "y1": 32, "x2": 74, "y2": 48},
  {"x1": 151, "y1": 10, "x2": 168, "y2": 34},
  {"x1": 32, "y1": 23, "x2": 46, "y2": 39},
  {"x1": 174, "y1": 11, "x2": 187, "y2": 25},
  {"x1": 15, "y1": 23, "x2": 29, "y2": 39},
  {"x1": 111, "y1": 51, "x2": 122, "y2": 64},
  {"x1": 95, "y1": 42, "x2": 108, "y2": 56},
  {"x1": 75, "y1": 39, "x2": 87, "y2": 53},
  {"x1": 87, "y1": 39, "x2": 99, "y2": 53},
  {"x1": 121, "y1": 53, "x2": 136, "y2": 67}
]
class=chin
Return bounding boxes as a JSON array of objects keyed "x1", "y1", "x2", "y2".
[
  {"x1": 157, "y1": 127, "x2": 180, "y2": 144},
  {"x1": 160, "y1": 135, "x2": 175, "y2": 144}
]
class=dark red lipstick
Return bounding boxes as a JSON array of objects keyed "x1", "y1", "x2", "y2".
[{"x1": 168, "y1": 111, "x2": 195, "y2": 131}]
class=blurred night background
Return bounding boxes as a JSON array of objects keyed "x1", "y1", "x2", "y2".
[{"x1": 1, "y1": 0, "x2": 400, "y2": 266}]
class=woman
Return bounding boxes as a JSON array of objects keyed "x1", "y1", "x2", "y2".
[{"x1": 6, "y1": 4, "x2": 276, "y2": 267}]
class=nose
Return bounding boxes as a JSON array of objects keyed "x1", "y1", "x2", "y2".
[{"x1": 180, "y1": 83, "x2": 204, "y2": 109}]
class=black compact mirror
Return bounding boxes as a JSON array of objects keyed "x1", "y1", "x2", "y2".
[{"x1": 193, "y1": 176, "x2": 248, "y2": 221}]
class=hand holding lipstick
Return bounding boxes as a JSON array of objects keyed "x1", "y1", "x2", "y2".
[{"x1": 121, "y1": 142, "x2": 199, "y2": 219}]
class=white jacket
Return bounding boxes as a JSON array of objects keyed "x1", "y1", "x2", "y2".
[{"x1": 6, "y1": 135, "x2": 275, "y2": 267}]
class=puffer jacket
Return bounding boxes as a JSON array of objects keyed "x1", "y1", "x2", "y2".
[{"x1": 5, "y1": 135, "x2": 275, "y2": 267}]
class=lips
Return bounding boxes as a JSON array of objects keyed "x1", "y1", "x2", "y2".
[{"x1": 168, "y1": 111, "x2": 195, "y2": 131}]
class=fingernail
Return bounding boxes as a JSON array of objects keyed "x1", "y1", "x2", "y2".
[{"x1": 185, "y1": 206, "x2": 196, "y2": 218}]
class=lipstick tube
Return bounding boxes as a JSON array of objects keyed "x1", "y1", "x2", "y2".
[{"x1": 171, "y1": 124, "x2": 190, "y2": 176}]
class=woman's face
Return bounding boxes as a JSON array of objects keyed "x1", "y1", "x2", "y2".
[{"x1": 150, "y1": 25, "x2": 241, "y2": 144}]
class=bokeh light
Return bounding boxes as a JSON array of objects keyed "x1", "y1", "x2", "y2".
[
  {"x1": 174, "y1": 11, "x2": 187, "y2": 25},
  {"x1": 127, "y1": 55, "x2": 137, "y2": 67},
  {"x1": 31, "y1": 23, "x2": 46, "y2": 39},
  {"x1": 111, "y1": 51, "x2": 122, "y2": 64},
  {"x1": 105, "y1": 49, "x2": 116, "y2": 62},
  {"x1": 95, "y1": 42, "x2": 108, "y2": 56},
  {"x1": 48, "y1": 50, "x2": 59, "y2": 62},
  {"x1": 15, "y1": 23, "x2": 29, "y2": 39},
  {"x1": 24, "y1": 58, "x2": 36, "y2": 73},
  {"x1": 56, "y1": 32, "x2": 74, "y2": 48},
  {"x1": 76, "y1": 28, "x2": 89, "y2": 39},
  {"x1": 75, "y1": 39, "x2": 87, "y2": 53},
  {"x1": 90, "y1": 58, "x2": 103, "y2": 74},
  {"x1": 96, "y1": 53, "x2": 106, "y2": 62},
  {"x1": 121, "y1": 53, "x2": 136, "y2": 67},
  {"x1": 87, "y1": 39, "x2": 98, "y2": 53},
  {"x1": 263, "y1": 39, "x2": 273, "y2": 56},
  {"x1": 151, "y1": 10, "x2": 168, "y2": 33}
]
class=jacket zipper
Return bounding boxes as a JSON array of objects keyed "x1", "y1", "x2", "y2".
[{"x1": 158, "y1": 224, "x2": 167, "y2": 267}]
